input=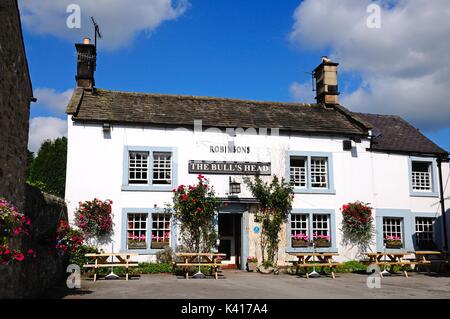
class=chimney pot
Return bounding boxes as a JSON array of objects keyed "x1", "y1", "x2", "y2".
[{"x1": 83, "y1": 37, "x2": 91, "y2": 45}]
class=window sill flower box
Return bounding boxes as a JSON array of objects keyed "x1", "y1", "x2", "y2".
[
  {"x1": 385, "y1": 237, "x2": 403, "y2": 249},
  {"x1": 313, "y1": 240, "x2": 331, "y2": 248},
  {"x1": 292, "y1": 239, "x2": 309, "y2": 247},
  {"x1": 385, "y1": 241, "x2": 403, "y2": 249},
  {"x1": 151, "y1": 241, "x2": 170, "y2": 249},
  {"x1": 128, "y1": 240, "x2": 147, "y2": 250}
]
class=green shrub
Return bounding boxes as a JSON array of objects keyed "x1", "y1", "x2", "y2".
[
  {"x1": 139, "y1": 262, "x2": 173, "y2": 274},
  {"x1": 156, "y1": 246, "x2": 174, "y2": 264},
  {"x1": 336, "y1": 260, "x2": 367, "y2": 273},
  {"x1": 69, "y1": 245, "x2": 100, "y2": 269}
]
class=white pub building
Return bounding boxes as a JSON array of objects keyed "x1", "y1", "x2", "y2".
[{"x1": 65, "y1": 39, "x2": 450, "y2": 267}]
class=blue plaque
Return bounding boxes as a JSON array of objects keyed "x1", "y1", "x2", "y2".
[{"x1": 253, "y1": 226, "x2": 260, "y2": 234}]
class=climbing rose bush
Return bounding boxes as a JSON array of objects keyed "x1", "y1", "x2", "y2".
[
  {"x1": 172, "y1": 175, "x2": 221, "y2": 252},
  {"x1": 55, "y1": 219, "x2": 84, "y2": 255},
  {"x1": 0, "y1": 198, "x2": 33, "y2": 265},
  {"x1": 74, "y1": 199, "x2": 114, "y2": 239}
]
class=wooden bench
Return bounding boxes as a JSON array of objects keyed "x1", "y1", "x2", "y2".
[
  {"x1": 83, "y1": 253, "x2": 139, "y2": 282},
  {"x1": 287, "y1": 253, "x2": 340, "y2": 279},
  {"x1": 174, "y1": 253, "x2": 225, "y2": 279},
  {"x1": 291, "y1": 262, "x2": 341, "y2": 279}
]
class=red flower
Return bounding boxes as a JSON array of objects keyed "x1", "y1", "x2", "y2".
[
  {"x1": 197, "y1": 207, "x2": 203, "y2": 212},
  {"x1": 14, "y1": 253, "x2": 25, "y2": 261},
  {"x1": 181, "y1": 194, "x2": 188, "y2": 202}
]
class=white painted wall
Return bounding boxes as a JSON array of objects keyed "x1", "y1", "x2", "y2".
[{"x1": 65, "y1": 117, "x2": 450, "y2": 263}]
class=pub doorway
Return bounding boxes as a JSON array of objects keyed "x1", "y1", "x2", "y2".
[{"x1": 218, "y1": 213, "x2": 242, "y2": 269}]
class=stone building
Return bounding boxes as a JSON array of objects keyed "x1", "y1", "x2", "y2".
[
  {"x1": 0, "y1": 0, "x2": 33, "y2": 211},
  {"x1": 65, "y1": 39, "x2": 450, "y2": 268}
]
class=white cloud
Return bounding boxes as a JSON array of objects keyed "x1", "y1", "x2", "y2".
[
  {"x1": 19, "y1": 0, "x2": 189, "y2": 50},
  {"x1": 28, "y1": 117, "x2": 67, "y2": 153},
  {"x1": 289, "y1": 81, "x2": 315, "y2": 102},
  {"x1": 34, "y1": 88, "x2": 73, "y2": 115},
  {"x1": 290, "y1": 0, "x2": 450, "y2": 130}
]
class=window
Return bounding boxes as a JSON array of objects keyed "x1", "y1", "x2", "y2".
[
  {"x1": 411, "y1": 161, "x2": 432, "y2": 192},
  {"x1": 286, "y1": 152, "x2": 334, "y2": 193},
  {"x1": 129, "y1": 152, "x2": 149, "y2": 184},
  {"x1": 290, "y1": 214, "x2": 309, "y2": 247},
  {"x1": 312, "y1": 214, "x2": 330, "y2": 237},
  {"x1": 415, "y1": 217, "x2": 435, "y2": 248},
  {"x1": 151, "y1": 213, "x2": 171, "y2": 249},
  {"x1": 290, "y1": 157, "x2": 307, "y2": 188},
  {"x1": 383, "y1": 217, "x2": 403, "y2": 248},
  {"x1": 124, "y1": 147, "x2": 177, "y2": 191},
  {"x1": 152, "y1": 152, "x2": 172, "y2": 185},
  {"x1": 127, "y1": 213, "x2": 148, "y2": 249},
  {"x1": 290, "y1": 213, "x2": 332, "y2": 248},
  {"x1": 310, "y1": 157, "x2": 328, "y2": 188}
]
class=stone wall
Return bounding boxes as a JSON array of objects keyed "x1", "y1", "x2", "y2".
[
  {"x1": 0, "y1": 185, "x2": 68, "y2": 299},
  {"x1": 0, "y1": 0, "x2": 32, "y2": 212}
]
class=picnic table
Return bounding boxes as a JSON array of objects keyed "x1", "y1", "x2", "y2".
[
  {"x1": 83, "y1": 253, "x2": 139, "y2": 282},
  {"x1": 174, "y1": 253, "x2": 226, "y2": 279},
  {"x1": 409, "y1": 251, "x2": 449, "y2": 273},
  {"x1": 287, "y1": 252, "x2": 340, "y2": 279},
  {"x1": 364, "y1": 252, "x2": 420, "y2": 277}
]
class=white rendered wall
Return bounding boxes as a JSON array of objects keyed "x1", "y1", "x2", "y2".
[{"x1": 65, "y1": 117, "x2": 450, "y2": 262}]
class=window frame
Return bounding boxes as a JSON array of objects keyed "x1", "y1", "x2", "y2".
[
  {"x1": 127, "y1": 213, "x2": 149, "y2": 250},
  {"x1": 122, "y1": 146, "x2": 178, "y2": 191},
  {"x1": 121, "y1": 208, "x2": 176, "y2": 254},
  {"x1": 415, "y1": 216, "x2": 436, "y2": 249},
  {"x1": 382, "y1": 217, "x2": 404, "y2": 247},
  {"x1": 286, "y1": 151, "x2": 335, "y2": 194},
  {"x1": 408, "y1": 157, "x2": 438, "y2": 198},
  {"x1": 286, "y1": 209, "x2": 336, "y2": 252}
]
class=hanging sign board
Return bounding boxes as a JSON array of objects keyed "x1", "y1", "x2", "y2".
[{"x1": 188, "y1": 160, "x2": 271, "y2": 175}]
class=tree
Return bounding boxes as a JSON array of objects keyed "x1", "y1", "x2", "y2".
[
  {"x1": 244, "y1": 175, "x2": 294, "y2": 268},
  {"x1": 28, "y1": 137, "x2": 67, "y2": 198}
]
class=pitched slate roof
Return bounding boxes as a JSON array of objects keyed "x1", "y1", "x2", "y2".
[
  {"x1": 66, "y1": 88, "x2": 447, "y2": 156},
  {"x1": 356, "y1": 113, "x2": 448, "y2": 156},
  {"x1": 66, "y1": 88, "x2": 370, "y2": 136}
]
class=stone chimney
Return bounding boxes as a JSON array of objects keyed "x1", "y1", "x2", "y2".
[
  {"x1": 75, "y1": 37, "x2": 96, "y2": 89},
  {"x1": 313, "y1": 56, "x2": 339, "y2": 105}
]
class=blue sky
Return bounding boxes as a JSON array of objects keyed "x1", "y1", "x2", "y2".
[{"x1": 20, "y1": 0, "x2": 450, "y2": 153}]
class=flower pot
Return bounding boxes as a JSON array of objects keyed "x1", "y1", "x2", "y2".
[
  {"x1": 151, "y1": 241, "x2": 169, "y2": 249},
  {"x1": 292, "y1": 239, "x2": 309, "y2": 247},
  {"x1": 258, "y1": 265, "x2": 274, "y2": 274},
  {"x1": 247, "y1": 262, "x2": 258, "y2": 272}
]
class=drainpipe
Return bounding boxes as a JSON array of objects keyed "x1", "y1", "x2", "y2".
[{"x1": 436, "y1": 156, "x2": 449, "y2": 252}]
